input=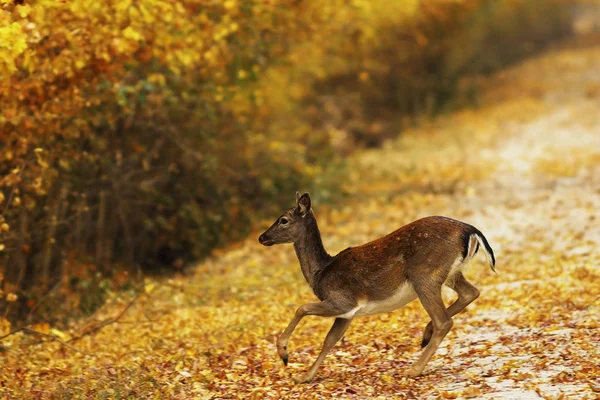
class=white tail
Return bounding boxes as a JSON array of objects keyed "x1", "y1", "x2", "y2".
[{"x1": 473, "y1": 233, "x2": 496, "y2": 273}]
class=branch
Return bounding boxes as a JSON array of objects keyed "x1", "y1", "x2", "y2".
[
  {"x1": 0, "y1": 326, "x2": 27, "y2": 342},
  {"x1": 66, "y1": 292, "x2": 141, "y2": 344},
  {"x1": 163, "y1": 281, "x2": 206, "y2": 300},
  {"x1": 116, "y1": 349, "x2": 144, "y2": 361},
  {"x1": 22, "y1": 327, "x2": 93, "y2": 357},
  {"x1": 1, "y1": 292, "x2": 141, "y2": 356},
  {"x1": 26, "y1": 280, "x2": 62, "y2": 322}
]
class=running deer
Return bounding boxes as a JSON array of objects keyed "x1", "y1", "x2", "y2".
[{"x1": 258, "y1": 192, "x2": 496, "y2": 383}]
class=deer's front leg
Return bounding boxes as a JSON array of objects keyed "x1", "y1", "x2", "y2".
[
  {"x1": 293, "y1": 317, "x2": 352, "y2": 384},
  {"x1": 277, "y1": 300, "x2": 351, "y2": 367}
]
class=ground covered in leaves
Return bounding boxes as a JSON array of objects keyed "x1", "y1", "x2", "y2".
[{"x1": 2, "y1": 39, "x2": 600, "y2": 399}]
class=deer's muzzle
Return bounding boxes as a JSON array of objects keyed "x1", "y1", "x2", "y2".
[{"x1": 258, "y1": 233, "x2": 275, "y2": 246}]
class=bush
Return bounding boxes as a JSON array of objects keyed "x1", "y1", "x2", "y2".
[{"x1": 0, "y1": 0, "x2": 572, "y2": 323}]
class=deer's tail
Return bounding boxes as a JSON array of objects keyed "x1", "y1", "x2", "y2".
[{"x1": 471, "y1": 230, "x2": 496, "y2": 272}]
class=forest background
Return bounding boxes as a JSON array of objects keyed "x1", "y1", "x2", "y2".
[{"x1": 0, "y1": 0, "x2": 583, "y2": 331}]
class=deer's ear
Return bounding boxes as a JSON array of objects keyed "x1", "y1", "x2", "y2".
[
  {"x1": 296, "y1": 191, "x2": 301, "y2": 203},
  {"x1": 296, "y1": 192, "x2": 311, "y2": 216}
]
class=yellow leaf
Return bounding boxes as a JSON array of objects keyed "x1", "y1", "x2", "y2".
[
  {"x1": 35, "y1": 152, "x2": 48, "y2": 169},
  {"x1": 439, "y1": 391, "x2": 459, "y2": 399},
  {"x1": 123, "y1": 26, "x2": 142, "y2": 41},
  {"x1": 31, "y1": 323, "x2": 50, "y2": 333},
  {"x1": 144, "y1": 282, "x2": 155, "y2": 294},
  {"x1": 148, "y1": 73, "x2": 166, "y2": 86},
  {"x1": 18, "y1": 5, "x2": 32, "y2": 18},
  {"x1": 0, "y1": 318, "x2": 10, "y2": 335},
  {"x1": 51, "y1": 328, "x2": 68, "y2": 340}
]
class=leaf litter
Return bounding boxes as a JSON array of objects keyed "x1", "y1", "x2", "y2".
[{"x1": 2, "y1": 43, "x2": 600, "y2": 399}]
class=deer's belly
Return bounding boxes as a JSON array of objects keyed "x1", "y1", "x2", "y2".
[{"x1": 337, "y1": 283, "x2": 418, "y2": 319}]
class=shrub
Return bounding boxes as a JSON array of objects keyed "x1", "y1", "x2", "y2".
[{"x1": 0, "y1": 0, "x2": 572, "y2": 323}]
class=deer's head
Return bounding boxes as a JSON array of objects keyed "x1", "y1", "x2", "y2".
[{"x1": 258, "y1": 192, "x2": 312, "y2": 246}]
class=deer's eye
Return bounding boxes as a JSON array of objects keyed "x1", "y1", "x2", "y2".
[{"x1": 280, "y1": 217, "x2": 289, "y2": 225}]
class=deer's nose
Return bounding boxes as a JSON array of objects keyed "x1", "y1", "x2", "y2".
[{"x1": 258, "y1": 233, "x2": 274, "y2": 246}]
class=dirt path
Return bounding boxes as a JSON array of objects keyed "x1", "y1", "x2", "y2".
[{"x1": 2, "y1": 41, "x2": 600, "y2": 399}]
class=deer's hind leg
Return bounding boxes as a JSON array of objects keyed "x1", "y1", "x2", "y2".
[
  {"x1": 421, "y1": 272, "x2": 480, "y2": 347},
  {"x1": 407, "y1": 282, "x2": 453, "y2": 377}
]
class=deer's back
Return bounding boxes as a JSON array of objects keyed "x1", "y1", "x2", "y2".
[{"x1": 313, "y1": 216, "x2": 476, "y2": 302}]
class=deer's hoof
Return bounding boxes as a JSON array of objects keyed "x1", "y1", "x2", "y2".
[
  {"x1": 277, "y1": 344, "x2": 288, "y2": 366},
  {"x1": 277, "y1": 345, "x2": 288, "y2": 366}
]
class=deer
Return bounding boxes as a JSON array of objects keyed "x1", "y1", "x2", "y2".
[{"x1": 258, "y1": 192, "x2": 496, "y2": 383}]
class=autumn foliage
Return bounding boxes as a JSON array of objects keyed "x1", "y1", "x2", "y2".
[{"x1": 0, "y1": 0, "x2": 572, "y2": 323}]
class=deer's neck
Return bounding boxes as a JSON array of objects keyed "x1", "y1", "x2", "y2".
[{"x1": 294, "y1": 212, "x2": 331, "y2": 288}]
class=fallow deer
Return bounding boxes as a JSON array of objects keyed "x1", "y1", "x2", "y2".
[{"x1": 258, "y1": 192, "x2": 496, "y2": 383}]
